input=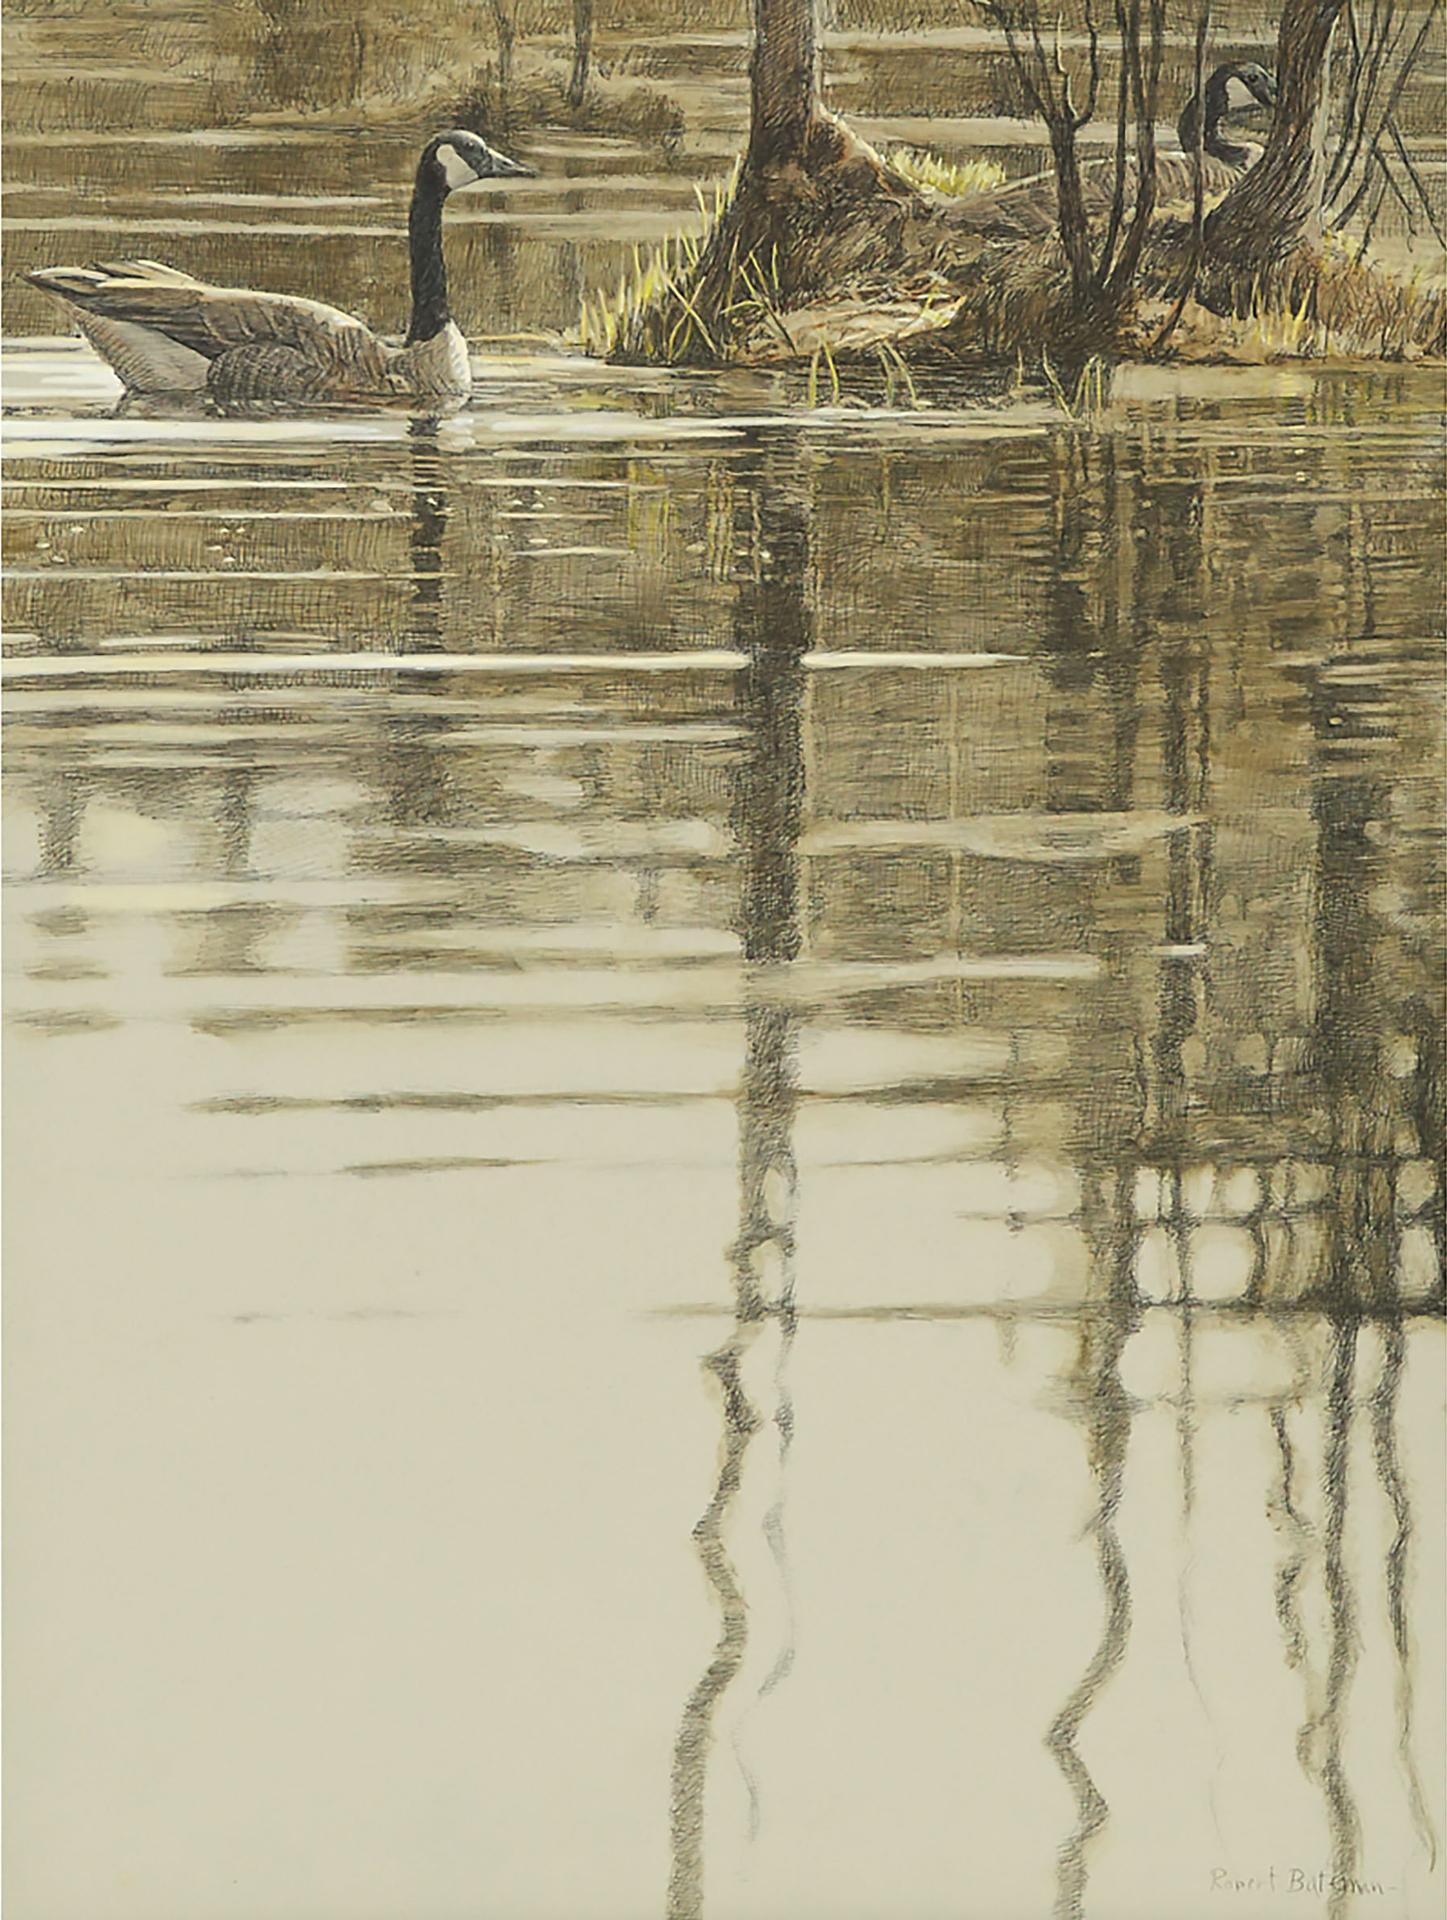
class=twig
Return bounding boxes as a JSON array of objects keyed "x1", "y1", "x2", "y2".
[
  {"x1": 1152, "y1": 0, "x2": 1211, "y2": 351},
  {"x1": 1355, "y1": 164, "x2": 1391, "y2": 261},
  {"x1": 1096, "y1": 0, "x2": 1133, "y2": 280},
  {"x1": 1079, "y1": 0, "x2": 1102, "y2": 127},
  {"x1": 1388, "y1": 117, "x2": 1447, "y2": 247},
  {"x1": 1106, "y1": 0, "x2": 1164, "y2": 300},
  {"x1": 1329, "y1": 0, "x2": 1437, "y2": 208}
]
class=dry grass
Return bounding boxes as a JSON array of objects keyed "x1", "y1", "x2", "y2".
[
  {"x1": 575, "y1": 148, "x2": 1006, "y2": 367},
  {"x1": 1178, "y1": 247, "x2": 1447, "y2": 362},
  {"x1": 576, "y1": 151, "x2": 1447, "y2": 373},
  {"x1": 885, "y1": 148, "x2": 1006, "y2": 201},
  {"x1": 575, "y1": 163, "x2": 742, "y2": 363}
]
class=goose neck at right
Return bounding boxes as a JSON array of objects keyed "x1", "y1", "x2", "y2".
[{"x1": 1177, "y1": 66, "x2": 1249, "y2": 166}]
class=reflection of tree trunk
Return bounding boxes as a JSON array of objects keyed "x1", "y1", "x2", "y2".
[
  {"x1": 566, "y1": 0, "x2": 593, "y2": 110},
  {"x1": 37, "y1": 777, "x2": 81, "y2": 877},
  {"x1": 666, "y1": 1338, "x2": 759, "y2": 1920},
  {"x1": 218, "y1": 769, "x2": 255, "y2": 878},
  {"x1": 1368, "y1": 1320, "x2": 1441, "y2": 1866},
  {"x1": 732, "y1": 453, "x2": 808, "y2": 966},
  {"x1": 1206, "y1": 0, "x2": 1345, "y2": 269},
  {"x1": 1309, "y1": 762, "x2": 1398, "y2": 1312},
  {"x1": 667, "y1": 439, "x2": 808, "y2": 1920},
  {"x1": 1318, "y1": 1317, "x2": 1364, "y2": 1920},
  {"x1": 1046, "y1": 1273, "x2": 1135, "y2": 1920}
]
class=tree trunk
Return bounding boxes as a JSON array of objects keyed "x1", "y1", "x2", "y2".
[
  {"x1": 615, "y1": 0, "x2": 927, "y2": 361},
  {"x1": 688, "y1": 0, "x2": 921, "y2": 322},
  {"x1": 1205, "y1": 0, "x2": 1346, "y2": 268},
  {"x1": 566, "y1": 0, "x2": 592, "y2": 111},
  {"x1": 748, "y1": 0, "x2": 823, "y2": 167},
  {"x1": 1050, "y1": 122, "x2": 1097, "y2": 304}
]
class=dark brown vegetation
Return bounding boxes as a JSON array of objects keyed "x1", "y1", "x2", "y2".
[
  {"x1": 587, "y1": 0, "x2": 1445, "y2": 371},
  {"x1": 677, "y1": 1, "x2": 931, "y2": 319}
]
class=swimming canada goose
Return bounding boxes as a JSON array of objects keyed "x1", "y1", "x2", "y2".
[
  {"x1": 26, "y1": 130, "x2": 534, "y2": 404},
  {"x1": 954, "y1": 62, "x2": 1278, "y2": 244}
]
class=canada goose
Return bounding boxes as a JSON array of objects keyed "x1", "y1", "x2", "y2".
[
  {"x1": 953, "y1": 62, "x2": 1278, "y2": 244},
  {"x1": 26, "y1": 130, "x2": 534, "y2": 404}
]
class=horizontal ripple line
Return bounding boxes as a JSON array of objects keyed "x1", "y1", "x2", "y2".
[
  {"x1": 2, "y1": 649, "x2": 1022, "y2": 680},
  {"x1": 3, "y1": 649, "x2": 749, "y2": 678},
  {"x1": 11, "y1": 953, "x2": 1099, "y2": 1019},
  {"x1": 4, "y1": 569, "x2": 390, "y2": 584}
]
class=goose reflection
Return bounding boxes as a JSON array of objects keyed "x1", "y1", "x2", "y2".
[
  {"x1": 668, "y1": 440, "x2": 806, "y2": 1920},
  {"x1": 372, "y1": 417, "x2": 454, "y2": 835},
  {"x1": 407, "y1": 414, "x2": 449, "y2": 654}
]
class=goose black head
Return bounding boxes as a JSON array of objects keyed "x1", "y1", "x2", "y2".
[
  {"x1": 423, "y1": 129, "x2": 535, "y2": 194},
  {"x1": 1180, "y1": 61, "x2": 1277, "y2": 157},
  {"x1": 1217, "y1": 61, "x2": 1278, "y2": 111}
]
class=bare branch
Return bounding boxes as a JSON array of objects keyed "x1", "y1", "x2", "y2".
[
  {"x1": 1328, "y1": 0, "x2": 1437, "y2": 206},
  {"x1": 975, "y1": 0, "x2": 1054, "y2": 124},
  {"x1": 1388, "y1": 116, "x2": 1447, "y2": 247},
  {"x1": 1078, "y1": 0, "x2": 1103, "y2": 129},
  {"x1": 1354, "y1": 163, "x2": 1391, "y2": 261},
  {"x1": 1029, "y1": 9, "x2": 1063, "y2": 118},
  {"x1": 1095, "y1": 0, "x2": 1133, "y2": 279},
  {"x1": 1152, "y1": 0, "x2": 1211, "y2": 352},
  {"x1": 1328, "y1": 0, "x2": 1395, "y2": 198},
  {"x1": 1106, "y1": 0, "x2": 1164, "y2": 299}
]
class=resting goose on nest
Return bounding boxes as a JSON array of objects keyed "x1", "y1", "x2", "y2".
[
  {"x1": 954, "y1": 62, "x2": 1278, "y2": 244},
  {"x1": 26, "y1": 130, "x2": 533, "y2": 404}
]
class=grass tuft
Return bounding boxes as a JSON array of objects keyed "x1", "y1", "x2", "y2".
[
  {"x1": 575, "y1": 162, "x2": 740, "y2": 363},
  {"x1": 885, "y1": 148, "x2": 1007, "y2": 201},
  {"x1": 574, "y1": 148, "x2": 1004, "y2": 366}
]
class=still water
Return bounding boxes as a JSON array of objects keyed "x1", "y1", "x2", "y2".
[
  {"x1": 4, "y1": 6, "x2": 1446, "y2": 1919},
  {"x1": 6, "y1": 340, "x2": 1443, "y2": 1920}
]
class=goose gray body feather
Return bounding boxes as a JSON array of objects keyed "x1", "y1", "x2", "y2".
[
  {"x1": 953, "y1": 61, "x2": 1277, "y2": 246},
  {"x1": 33, "y1": 261, "x2": 413, "y2": 400},
  {"x1": 951, "y1": 147, "x2": 1260, "y2": 245},
  {"x1": 27, "y1": 131, "x2": 530, "y2": 404}
]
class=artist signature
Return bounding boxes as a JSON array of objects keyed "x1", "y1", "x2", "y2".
[{"x1": 1210, "y1": 1867, "x2": 1395, "y2": 1897}]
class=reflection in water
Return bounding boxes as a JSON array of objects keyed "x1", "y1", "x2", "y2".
[
  {"x1": 2, "y1": 344, "x2": 1442, "y2": 1919},
  {"x1": 667, "y1": 1330, "x2": 760, "y2": 1920},
  {"x1": 1046, "y1": 1286, "x2": 1135, "y2": 1920},
  {"x1": 668, "y1": 444, "x2": 806, "y2": 1920},
  {"x1": 1370, "y1": 1321, "x2": 1439, "y2": 1873},
  {"x1": 1319, "y1": 1318, "x2": 1363, "y2": 1920},
  {"x1": 407, "y1": 416, "x2": 449, "y2": 655},
  {"x1": 377, "y1": 420, "x2": 453, "y2": 833},
  {"x1": 1269, "y1": 1397, "x2": 1316, "y2": 1720}
]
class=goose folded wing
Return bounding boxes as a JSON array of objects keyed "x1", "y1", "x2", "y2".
[
  {"x1": 951, "y1": 171, "x2": 1066, "y2": 242},
  {"x1": 34, "y1": 265, "x2": 385, "y2": 368}
]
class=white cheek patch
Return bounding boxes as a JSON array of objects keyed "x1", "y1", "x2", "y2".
[
  {"x1": 437, "y1": 143, "x2": 478, "y2": 190},
  {"x1": 1225, "y1": 76, "x2": 1257, "y2": 108}
]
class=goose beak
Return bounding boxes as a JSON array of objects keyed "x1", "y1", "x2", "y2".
[{"x1": 480, "y1": 146, "x2": 535, "y2": 181}]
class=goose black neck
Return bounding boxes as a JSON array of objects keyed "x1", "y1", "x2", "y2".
[
  {"x1": 1177, "y1": 67, "x2": 1249, "y2": 166},
  {"x1": 406, "y1": 164, "x2": 450, "y2": 344}
]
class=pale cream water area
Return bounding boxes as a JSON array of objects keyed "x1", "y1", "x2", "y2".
[
  {"x1": 3, "y1": 5, "x2": 1447, "y2": 1918},
  {"x1": 5, "y1": 337, "x2": 1445, "y2": 1920}
]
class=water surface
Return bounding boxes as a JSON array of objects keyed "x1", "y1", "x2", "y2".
[{"x1": 3, "y1": 6, "x2": 1445, "y2": 1918}]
